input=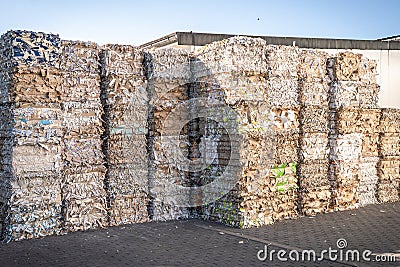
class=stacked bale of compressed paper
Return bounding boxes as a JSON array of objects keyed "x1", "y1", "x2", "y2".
[
  {"x1": 264, "y1": 44, "x2": 300, "y2": 222},
  {"x1": 194, "y1": 37, "x2": 300, "y2": 228},
  {"x1": 60, "y1": 41, "x2": 107, "y2": 231},
  {"x1": 297, "y1": 50, "x2": 331, "y2": 215},
  {"x1": 100, "y1": 44, "x2": 149, "y2": 225},
  {"x1": 332, "y1": 108, "x2": 381, "y2": 206},
  {"x1": 0, "y1": 30, "x2": 63, "y2": 241},
  {"x1": 377, "y1": 109, "x2": 400, "y2": 203},
  {"x1": 327, "y1": 52, "x2": 381, "y2": 210},
  {"x1": 144, "y1": 48, "x2": 191, "y2": 221}
]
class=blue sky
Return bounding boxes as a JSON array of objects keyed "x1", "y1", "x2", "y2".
[{"x1": 0, "y1": 0, "x2": 399, "y2": 45}]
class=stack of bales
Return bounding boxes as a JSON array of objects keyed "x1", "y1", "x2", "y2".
[
  {"x1": 377, "y1": 109, "x2": 400, "y2": 203},
  {"x1": 100, "y1": 44, "x2": 149, "y2": 226},
  {"x1": 297, "y1": 50, "x2": 331, "y2": 215},
  {"x1": 0, "y1": 30, "x2": 63, "y2": 241},
  {"x1": 327, "y1": 52, "x2": 380, "y2": 210},
  {"x1": 144, "y1": 48, "x2": 191, "y2": 221},
  {"x1": 194, "y1": 37, "x2": 299, "y2": 228},
  {"x1": 60, "y1": 41, "x2": 107, "y2": 231},
  {"x1": 264, "y1": 45, "x2": 300, "y2": 222}
]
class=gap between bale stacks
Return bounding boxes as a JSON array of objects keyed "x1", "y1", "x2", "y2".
[{"x1": 0, "y1": 30, "x2": 399, "y2": 241}]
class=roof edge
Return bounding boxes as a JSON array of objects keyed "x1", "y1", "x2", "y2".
[
  {"x1": 176, "y1": 32, "x2": 400, "y2": 50},
  {"x1": 139, "y1": 31, "x2": 400, "y2": 50},
  {"x1": 138, "y1": 32, "x2": 178, "y2": 49}
]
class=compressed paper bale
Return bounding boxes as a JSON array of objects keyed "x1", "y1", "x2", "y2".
[
  {"x1": 357, "y1": 157, "x2": 379, "y2": 206},
  {"x1": 359, "y1": 57, "x2": 378, "y2": 85},
  {"x1": 377, "y1": 156, "x2": 400, "y2": 181},
  {"x1": 328, "y1": 52, "x2": 362, "y2": 82},
  {"x1": 334, "y1": 186, "x2": 359, "y2": 210},
  {"x1": 299, "y1": 186, "x2": 332, "y2": 216},
  {"x1": 107, "y1": 164, "x2": 148, "y2": 195},
  {"x1": 361, "y1": 133, "x2": 379, "y2": 157},
  {"x1": 151, "y1": 163, "x2": 189, "y2": 188},
  {"x1": 101, "y1": 44, "x2": 144, "y2": 76},
  {"x1": 329, "y1": 133, "x2": 363, "y2": 162},
  {"x1": 298, "y1": 159, "x2": 330, "y2": 188},
  {"x1": 0, "y1": 70, "x2": 13, "y2": 104},
  {"x1": 358, "y1": 84, "x2": 379, "y2": 108},
  {"x1": 379, "y1": 108, "x2": 400, "y2": 133},
  {"x1": 379, "y1": 133, "x2": 400, "y2": 157},
  {"x1": 330, "y1": 108, "x2": 381, "y2": 134},
  {"x1": 299, "y1": 81, "x2": 329, "y2": 107},
  {"x1": 201, "y1": 188, "x2": 246, "y2": 228},
  {"x1": 151, "y1": 200, "x2": 190, "y2": 222},
  {"x1": 1, "y1": 176, "x2": 62, "y2": 241},
  {"x1": 107, "y1": 134, "x2": 148, "y2": 165},
  {"x1": 298, "y1": 159, "x2": 329, "y2": 175},
  {"x1": 268, "y1": 107, "x2": 300, "y2": 133},
  {"x1": 329, "y1": 81, "x2": 359, "y2": 109},
  {"x1": 0, "y1": 104, "x2": 62, "y2": 145},
  {"x1": 12, "y1": 67, "x2": 62, "y2": 104},
  {"x1": 265, "y1": 78, "x2": 299, "y2": 108},
  {"x1": 106, "y1": 104, "x2": 148, "y2": 135},
  {"x1": 376, "y1": 182, "x2": 399, "y2": 203},
  {"x1": 101, "y1": 73, "x2": 147, "y2": 107},
  {"x1": 63, "y1": 138, "x2": 104, "y2": 168},
  {"x1": 275, "y1": 133, "x2": 299, "y2": 164},
  {"x1": 1, "y1": 30, "x2": 61, "y2": 68},
  {"x1": 61, "y1": 101, "x2": 104, "y2": 138},
  {"x1": 299, "y1": 173, "x2": 331, "y2": 188},
  {"x1": 358, "y1": 157, "x2": 379, "y2": 180},
  {"x1": 195, "y1": 36, "x2": 269, "y2": 76},
  {"x1": 299, "y1": 107, "x2": 329, "y2": 133},
  {"x1": 266, "y1": 45, "x2": 299, "y2": 78},
  {"x1": 194, "y1": 73, "x2": 268, "y2": 104},
  {"x1": 150, "y1": 165, "x2": 192, "y2": 219},
  {"x1": 60, "y1": 40, "x2": 99, "y2": 74},
  {"x1": 358, "y1": 191, "x2": 377, "y2": 206},
  {"x1": 300, "y1": 133, "x2": 329, "y2": 161},
  {"x1": 152, "y1": 135, "x2": 189, "y2": 166},
  {"x1": 62, "y1": 170, "x2": 107, "y2": 232},
  {"x1": 329, "y1": 159, "x2": 360, "y2": 182},
  {"x1": 148, "y1": 82, "x2": 189, "y2": 137},
  {"x1": 225, "y1": 134, "x2": 272, "y2": 172},
  {"x1": 148, "y1": 79, "x2": 189, "y2": 103},
  {"x1": 298, "y1": 49, "x2": 328, "y2": 82},
  {"x1": 108, "y1": 193, "x2": 149, "y2": 226},
  {"x1": 211, "y1": 163, "x2": 298, "y2": 228},
  {"x1": 231, "y1": 102, "x2": 271, "y2": 134},
  {"x1": 7, "y1": 144, "x2": 62, "y2": 178},
  {"x1": 145, "y1": 48, "x2": 191, "y2": 81},
  {"x1": 61, "y1": 71, "x2": 100, "y2": 102}
]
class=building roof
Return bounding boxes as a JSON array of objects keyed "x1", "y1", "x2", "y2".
[
  {"x1": 377, "y1": 35, "x2": 400, "y2": 41},
  {"x1": 139, "y1": 32, "x2": 400, "y2": 50}
]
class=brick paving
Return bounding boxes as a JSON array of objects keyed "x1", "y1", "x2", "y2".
[{"x1": 0, "y1": 202, "x2": 398, "y2": 267}]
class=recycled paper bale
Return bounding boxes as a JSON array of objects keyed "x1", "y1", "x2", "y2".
[
  {"x1": 60, "y1": 40, "x2": 107, "y2": 231},
  {"x1": 144, "y1": 48, "x2": 192, "y2": 221},
  {"x1": 357, "y1": 157, "x2": 379, "y2": 206},
  {"x1": 326, "y1": 51, "x2": 381, "y2": 210},
  {"x1": 194, "y1": 37, "x2": 300, "y2": 228},
  {"x1": 377, "y1": 108, "x2": 400, "y2": 203},
  {"x1": 100, "y1": 44, "x2": 149, "y2": 226},
  {"x1": 0, "y1": 30, "x2": 63, "y2": 241}
]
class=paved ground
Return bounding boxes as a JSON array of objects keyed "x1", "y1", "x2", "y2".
[{"x1": 0, "y1": 202, "x2": 399, "y2": 267}]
